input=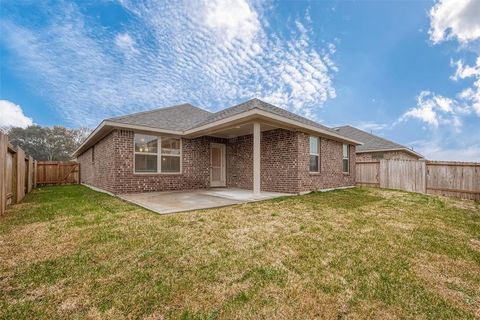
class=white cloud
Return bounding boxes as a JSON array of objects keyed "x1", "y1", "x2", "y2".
[
  {"x1": 0, "y1": 1, "x2": 337, "y2": 126},
  {"x1": 395, "y1": 0, "x2": 480, "y2": 161},
  {"x1": 399, "y1": 91, "x2": 461, "y2": 127},
  {"x1": 354, "y1": 122, "x2": 388, "y2": 132},
  {"x1": 452, "y1": 57, "x2": 480, "y2": 115},
  {"x1": 0, "y1": 100, "x2": 33, "y2": 129},
  {"x1": 115, "y1": 33, "x2": 138, "y2": 54},
  {"x1": 451, "y1": 57, "x2": 480, "y2": 81},
  {"x1": 203, "y1": 0, "x2": 260, "y2": 46},
  {"x1": 429, "y1": 0, "x2": 480, "y2": 44}
]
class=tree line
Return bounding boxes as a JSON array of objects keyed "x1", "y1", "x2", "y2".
[{"x1": 4, "y1": 125, "x2": 91, "y2": 161}]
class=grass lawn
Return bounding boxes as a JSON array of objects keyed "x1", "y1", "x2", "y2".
[{"x1": 0, "y1": 185, "x2": 479, "y2": 319}]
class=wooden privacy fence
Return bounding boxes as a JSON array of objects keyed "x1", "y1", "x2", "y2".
[
  {"x1": 1, "y1": 132, "x2": 81, "y2": 215},
  {"x1": 357, "y1": 159, "x2": 480, "y2": 200},
  {"x1": 36, "y1": 161, "x2": 80, "y2": 185},
  {"x1": 0, "y1": 132, "x2": 37, "y2": 215}
]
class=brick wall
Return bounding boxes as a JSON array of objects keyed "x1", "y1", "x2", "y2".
[
  {"x1": 226, "y1": 135, "x2": 253, "y2": 189},
  {"x1": 78, "y1": 128, "x2": 356, "y2": 194},
  {"x1": 297, "y1": 132, "x2": 356, "y2": 192},
  {"x1": 77, "y1": 131, "x2": 117, "y2": 193},
  {"x1": 114, "y1": 130, "x2": 224, "y2": 194},
  {"x1": 357, "y1": 150, "x2": 420, "y2": 162},
  {"x1": 226, "y1": 129, "x2": 356, "y2": 193},
  {"x1": 260, "y1": 129, "x2": 300, "y2": 193}
]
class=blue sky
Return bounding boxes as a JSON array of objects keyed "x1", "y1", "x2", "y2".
[{"x1": 1, "y1": 0, "x2": 479, "y2": 160}]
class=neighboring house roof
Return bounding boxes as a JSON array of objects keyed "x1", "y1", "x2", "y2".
[
  {"x1": 333, "y1": 125, "x2": 424, "y2": 158},
  {"x1": 74, "y1": 98, "x2": 362, "y2": 156}
]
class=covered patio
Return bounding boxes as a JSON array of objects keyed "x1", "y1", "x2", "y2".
[
  {"x1": 118, "y1": 188, "x2": 292, "y2": 214},
  {"x1": 188, "y1": 120, "x2": 274, "y2": 195}
]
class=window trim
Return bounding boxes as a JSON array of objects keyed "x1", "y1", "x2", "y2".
[
  {"x1": 342, "y1": 144, "x2": 350, "y2": 174},
  {"x1": 309, "y1": 136, "x2": 320, "y2": 173},
  {"x1": 133, "y1": 134, "x2": 182, "y2": 175}
]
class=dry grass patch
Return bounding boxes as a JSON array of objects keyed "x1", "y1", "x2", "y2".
[
  {"x1": 0, "y1": 185, "x2": 479, "y2": 319},
  {"x1": 415, "y1": 253, "x2": 480, "y2": 317}
]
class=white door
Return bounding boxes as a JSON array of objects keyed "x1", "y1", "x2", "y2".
[{"x1": 210, "y1": 143, "x2": 226, "y2": 187}]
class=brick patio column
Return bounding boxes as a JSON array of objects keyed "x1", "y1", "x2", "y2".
[{"x1": 253, "y1": 122, "x2": 261, "y2": 195}]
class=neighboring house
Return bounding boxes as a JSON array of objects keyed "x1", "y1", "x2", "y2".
[
  {"x1": 74, "y1": 98, "x2": 361, "y2": 195},
  {"x1": 333, "y1": 125, "x2": 424, "y2": 162}
]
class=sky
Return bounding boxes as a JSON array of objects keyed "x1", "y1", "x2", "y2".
[{"x1": 1, "y1": 0, "x2": 479, "y2": 161}]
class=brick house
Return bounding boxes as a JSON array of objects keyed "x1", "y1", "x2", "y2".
[
  {"x1": 333, "y1": 125, "x2": 424, "y2": 162},
  {"x1": 74, "y1": 99, "x2": 361, "y2": 195}
]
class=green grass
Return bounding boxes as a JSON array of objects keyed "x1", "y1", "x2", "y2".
[{"x1": 1, "y1": 185, "x2": 479, "y2": 319}]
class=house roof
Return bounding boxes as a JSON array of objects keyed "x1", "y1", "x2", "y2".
[
  {"x1": 74, "y1": 98, "x2": 363, "y2": 156},
  {"x1": 107, "y1": 98, "x2": 338, "y2": 135},
  {"x1": 192, "y1": 98, "x2": 338, "y2": 134},
  {"x1": 333, "y1": 125, "x2": 424, "y2": 158},
  {"x1": 107, "y1": 103, "x2": 212, "y2": 131}
]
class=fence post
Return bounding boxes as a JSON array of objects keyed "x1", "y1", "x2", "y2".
[
  {"x1": 15, "y1": 147, "x2": 26, "y2": 203},
  {"x1": 421, "y1": 160, "x2": 427, "y2": 194},
  {"x1": 379, "y1": 159, "x2": 386, "y2": 188},
  {"x1": 33, "y1": 160, "x2": 37, "y2": 188},
  {"x1": 78, "y1": 161, "x2": 81, "y2": 184},
  {"x1": 0, "y1": 133, "x2": 7, "y2": 215},
  {"x1": 27, "y1": 155, "x2": 33, "y2": 193}
]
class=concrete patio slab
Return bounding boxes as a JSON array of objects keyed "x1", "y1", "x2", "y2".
[{"x1": 118, "y1": 188, "x2": 292, "y2": 214}]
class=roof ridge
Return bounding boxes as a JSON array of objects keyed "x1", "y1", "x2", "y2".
[
  {"x1": 335, "y1": 125, "x2": 406, "y2": 149},
  {"x1": 213, "y1": 99, "x2": 257, "y2": 115},
  {"x1": 189, "y1": 97, "x2": 339, "y2": 132},
  {"x1": 254, "y1": 98, "x2": 338, "y2": 132},
  {"x1": 187, "y1": 99, "x2": 258, "y2": 129},
  {"x1": 108, "y1": 103, "x2": 210, "y2": 121}
]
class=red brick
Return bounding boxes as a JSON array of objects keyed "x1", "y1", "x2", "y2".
[{"x1": 78, "y1": 128, "x2": 356, "y2": 194}]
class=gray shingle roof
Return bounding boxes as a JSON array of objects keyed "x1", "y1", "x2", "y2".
[
  {"x1": 75, "y1": 99, "x2": 366, "y2": 156},
  {"x1": 107, "y1": 103, "x2": 212, "y2": 131},
  {"x1": 108, "y1": 98, "x2": 340, "y2": 135},
  {"x1": 333, "y1": 125, "x2": 415, "y2": 153},
  {"x1": 192, "y1": 98, "x2": 339, "y2": 134}
]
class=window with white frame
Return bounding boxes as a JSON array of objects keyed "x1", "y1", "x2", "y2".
[
  {"x1": 342, "y1": 144, "x2": 350, "y2": 173},
  {"x1": 134, "y1": 134, "x2": 158, "y2": 173},
  {"x1": 160, "y1": 137, "x2": 181, "y2": 173},
  {"x1": 309, "y1": 136, "x2": 320, "y2": 172},
  {"x1": 134, "y1": 134, "x2": 181, "y2": 173}
]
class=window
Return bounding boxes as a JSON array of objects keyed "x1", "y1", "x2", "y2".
[
  {"x1": 372, "y1": 152, "x2": 384, "y2": 160},
  {"x1": 91, "y1": 146, "x2": 95, "y2": 162},
  {"x1": 342, "y1": 144, "x2": 350, "y2": 173},
  {"x1": 134, "y1": 134, "x2": 181, "y2": 173},
  {"x1": 161, "y1": 137, "x2": 181, "y2": 173},
  {"x1": 309, "y1": 136, "x2": 320, "y2": 172},
  {"x1": 135, "y1": 134, "x2": 158, "y2": 173}
]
